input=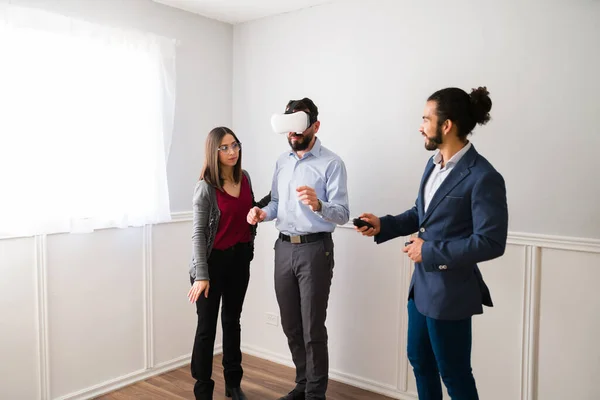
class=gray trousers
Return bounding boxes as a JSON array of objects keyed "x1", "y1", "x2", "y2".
[{"x1": 274, "y1": 234, "x2": 335, "y2": 400}]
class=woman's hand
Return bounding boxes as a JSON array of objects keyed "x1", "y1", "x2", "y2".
[
  {"x1": 247, "y1": 206, "x2": 266, "y2": 225},
  {"x1": 188, "y1": 280, "x2": 210, "y2": 303}
]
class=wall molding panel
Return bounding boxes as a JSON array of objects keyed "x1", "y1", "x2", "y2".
[
  {"x1": 521, "y1": 246, "x2": 541, "y2": 400},
  {"x1": 54, "y1": 349, "x2": 221, "y2": 400},
  {"x1": 2, "y1": 213, "x2": 598, "y2": 399},
  {"x1": 142, "y1": 224, "x2": 154, "y2": 370},
  {"x1": 34, "y1": 235, "x2": 51, "y2": 400}
]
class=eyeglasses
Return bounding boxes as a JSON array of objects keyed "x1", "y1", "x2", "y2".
[{"x1": 217, "y1": 142, "x2": 241, "y2": 153}]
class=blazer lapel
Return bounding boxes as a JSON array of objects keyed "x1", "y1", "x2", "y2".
[
  {"x1": 418, "y1": 160, "x2": 436, "y2": 218},
  {"x1": 421, "y1": 147, "x2": 477, "y2": 223}
]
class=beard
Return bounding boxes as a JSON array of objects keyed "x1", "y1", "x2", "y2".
[
  {"x1": 288, "y1": 131, "x2": 314, "y2": 151},
  {"x1": 424, "y1": 125, "x2": 443, "y2": 151}
]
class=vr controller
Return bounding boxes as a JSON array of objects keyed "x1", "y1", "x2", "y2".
[
  {"x1": 352, "y1": 218, "x2": 374, "y2": 230},
  {"x1": 353, "y1": 218, "x2": 415, "y2": 247}
]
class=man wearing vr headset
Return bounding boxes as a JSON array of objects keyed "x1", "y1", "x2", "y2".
[{"x1": 247, "y1": 98, "x2": 349, "y2": 400}]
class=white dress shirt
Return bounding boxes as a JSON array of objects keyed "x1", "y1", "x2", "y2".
[{"x1": 423, "y1": 142, "x2": 472, "y2": 213}]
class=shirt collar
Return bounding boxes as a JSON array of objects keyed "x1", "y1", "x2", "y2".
[{"x1": 432, "y1": 141, "x2": 472, "y2": 167}]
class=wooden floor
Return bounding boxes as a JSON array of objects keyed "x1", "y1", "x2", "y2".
[{"x1": 95, "y1": 353, "x2": 394, "y2": 400}]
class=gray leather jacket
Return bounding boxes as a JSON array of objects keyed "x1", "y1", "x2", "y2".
[{"x1": 189, "y1": 170, "x2": 270, "y2": 281}]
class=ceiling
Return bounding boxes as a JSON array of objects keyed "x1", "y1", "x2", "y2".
[{"x1": 152, "y1": 0, "x2": 336, "y2": 24}]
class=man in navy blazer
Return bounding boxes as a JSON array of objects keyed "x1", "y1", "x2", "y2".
[{"x1": 356, "y1": 86, "x2": 508, "y2": 400}]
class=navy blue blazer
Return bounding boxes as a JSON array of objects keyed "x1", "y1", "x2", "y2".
[{"x1": 376, "y1": 145, "x2": 508, "y2": 320}]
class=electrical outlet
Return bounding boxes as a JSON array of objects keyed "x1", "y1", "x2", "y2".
[{"x1": 266, "y1": 312, "x2": 279, "y2": 326}]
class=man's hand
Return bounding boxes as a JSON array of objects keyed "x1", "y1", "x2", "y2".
[
  {"x1": 247, "y1": 206, "x2": 266, "y2": 225},
  {"x1": 297, "y1": 186, "x2": 320, "y2": 211},
  {"x1": 403, "y1": 238, "x2": 424, "y2": 263},
  {"x1": 355, "y1": 213, "x2": 381, "y2": 236},
  {"x1": 188, "y1": 280, "x2": 209, "y2": 303}
]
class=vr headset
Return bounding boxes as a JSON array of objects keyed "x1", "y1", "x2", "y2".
[
  {"x1": 271, "y1": 111, "x2": 310, "y2": 134},
  {"x1": 271, "y1": 99, "x2": 318, "y2": 134}
]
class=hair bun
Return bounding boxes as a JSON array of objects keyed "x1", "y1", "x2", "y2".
[{"x1": 469, "y1": 86, "x2": 492, "y2": 125}]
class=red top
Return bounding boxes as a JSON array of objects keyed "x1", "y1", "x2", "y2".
[{"x1": 213, "y1": 174, "x2": 253, "y2": 250}]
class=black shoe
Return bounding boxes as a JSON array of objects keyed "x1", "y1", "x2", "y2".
[
  {"x1": 225, "y1": 386, "x2": 248, "y2": 400},
  {"x1": 278, "y1": 389, "x2": 305, "y2": 400}
]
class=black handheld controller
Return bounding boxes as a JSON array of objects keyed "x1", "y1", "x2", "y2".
[{"x1": 353, "y1": 218, "x2": 374, "y2": 230}]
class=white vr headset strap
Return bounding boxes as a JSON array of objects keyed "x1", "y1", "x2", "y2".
[{"x1": 271, "y1": 111, "x2": 310, "y2": 134}]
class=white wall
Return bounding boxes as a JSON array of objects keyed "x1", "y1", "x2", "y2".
[
  {"x1": 4, "y1": 217, "x2": 600, "y2": 400},
  {"x1": 0, "y1": 0, "x2": 231, "y2": 399},
  {"x1": 233, "y1": 0, "x2": 600, "y2": 239},
  {"x1": 0, "y1": 218, "x2": 214, "y2": 400},
  {"x1": 241, "y1": 225, "x2": 600, "y2": 400},
  {"x1": 232, "y1": 1, "x2": 600, "y2": 399}
]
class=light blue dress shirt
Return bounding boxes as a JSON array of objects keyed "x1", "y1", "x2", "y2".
[{"x1": 262, "y1": 137, "x2": 350, "y2": 236}]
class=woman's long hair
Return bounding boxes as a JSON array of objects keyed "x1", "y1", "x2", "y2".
[{"x1": 200, "y1": 127, "x2": 242, "y2": 191}]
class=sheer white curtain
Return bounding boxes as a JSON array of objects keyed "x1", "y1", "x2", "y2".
[{"x1": 0, "y1": 3, "x2": 176, "y2": 237}]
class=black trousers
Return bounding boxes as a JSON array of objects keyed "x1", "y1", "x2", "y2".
[
  {"x1": 190, "y1": 242, "x2": 252, "y2": 400},
  {"x1": 274, "y1": 234, "x2": 335, "y2": 400}
]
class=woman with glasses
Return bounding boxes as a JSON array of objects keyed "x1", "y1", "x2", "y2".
[{"x1": 187, "y1": 126, "x2": 269, "y2": 400}]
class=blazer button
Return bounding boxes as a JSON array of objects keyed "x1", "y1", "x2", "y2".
[
  {"x1": 420, "y1": 227, "x2": 425, "y2": 233},
  {"x1": 438, "y1": 265, "x2": 447, "y2": 270}
]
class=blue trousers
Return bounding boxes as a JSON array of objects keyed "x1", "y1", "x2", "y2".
[{"x1": 407, "y1": 299, "x2": 479, "y2": 400}]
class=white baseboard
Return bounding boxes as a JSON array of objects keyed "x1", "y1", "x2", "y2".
[
  {"x1": 241, "y1": 344, "x2": 417, "y2": 400},
  {"x1": 56, "y1": 345, "x2": 222, "y2": 400}
]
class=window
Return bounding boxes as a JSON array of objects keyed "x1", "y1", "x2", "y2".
[{"x1": 0, "y1": 4, "x2": 176, "y2": 237}]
